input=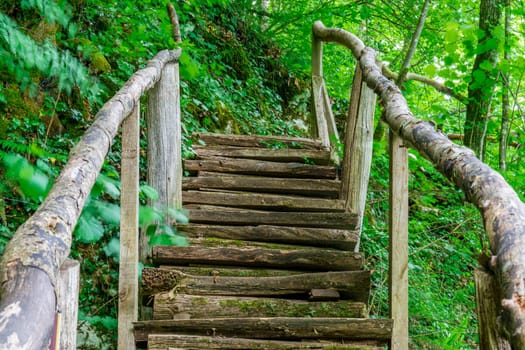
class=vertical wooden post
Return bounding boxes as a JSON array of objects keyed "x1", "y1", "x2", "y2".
[
  {"x1": 475, "y1": 267, "x2": 511, "y2": 349},
  {"x1": 312, "y1": 33, "x2": 339, "y2": 159},
  {"x1": 389, "y1": 130, "x2": 409, "y2": 350},
  {"x1": 118, "y1": 103, "x2": 140, "y2": 350},
  {"x1": 56, "y1": 258, "x2": 80, "y2": 350},
  {"x1": 311, "y1": 34, "x2": 325, "y2": 144},
  {"x1": 146, "y1": 62, "x2": 182, "y2": 259},
  {"x1": 341, "y1": 65, "x2": 376, "y2": 251}
]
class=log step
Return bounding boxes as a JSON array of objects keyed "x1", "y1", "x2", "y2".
[
  {"x1": 141, "y1": 268, "x2": 370, "y2": 301},
  {"x1": 192, "y1": 146, "x2": 332, "y2": 165},
  {"x1": 186, "y1": 205, "x2": 357, "y2": 229},
  {"x1": 152, "y1": 245, "x2": 363, "y2": 271},
  {"x1": 134, "y1": 317, "x2": 393, "y2": 343},
  {"x1": 153, "y1": 294, "x2": 367, "y2": 320},
  {"x1": 184, "y1": 156, "x2": 337, "y2": 178},
  {"x1": 193, "y1": 132, "x2": 326, "y2": 150},
  {"x1": 147, "y1": 334, "x2": 386, "y2": 350},
  {"x1": 157, "y1": 265, "x2": 304, "y2": 277},
  {"x1": 183, "y1": 190, "x2": 345, "y2": 212},
  {"x1": 176, "y1": 224, "x2": 358, "y2": 250},
  {"x1": 182, "y1": 176, "x2": 340, "y2": 198}
]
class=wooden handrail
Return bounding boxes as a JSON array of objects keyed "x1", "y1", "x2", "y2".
[
  {"x1": 0, "y1": 49, "x2": 181, "y2": 350},
  {"x1": 312, "y1": 20, "x2": 525, "y2": 348}
]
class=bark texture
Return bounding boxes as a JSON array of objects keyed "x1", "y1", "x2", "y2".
[
  {"x1": 464, "y1": 0, "x2": 504, "y2": 159},
  {"x1": 313, "y1": 20, "x2": 525, "y2": 348},
  {"x1": 0, "y1": 49, "x2": 181, "y2": 349}
]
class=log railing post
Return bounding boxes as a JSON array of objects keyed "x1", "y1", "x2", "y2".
[
  {"x1": 118, "y1": 103, "x2": 140, "y2": 350},
  {"x1": 340, "y1": 65, "x2": 376, "y2": 251},
  {"x1": 389, "y1": 130, "x2": 409, "y2": 350},
  {"x1": 56, "y1": 258, "x2": 80, "y2": 350},
  {"x1": 146, "y1": 61, "x2": 182, "y2": 260},
  {"x1": 311, "y1": 33, "x2": 330, "y2": 149}
]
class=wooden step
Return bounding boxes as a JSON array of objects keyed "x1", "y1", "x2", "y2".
[
  {"x1": 153, "y1": 293, "x2": 367, "y2": 320},
  {"x1": 177, "y1": 224, "x2": 358, "y2": 250},
  {"x1": 183, "y1": 190, "x2": 345, "y2": 212},
  {"x1": 152, "y1": 245, "x2": 363, "y2": 271},
  {"x1": 182, "y1": 176, "x2": 340, "y2": 197},
  {"x1": 193, "y1": 132, "x2": 325, "y2": 150},
  {"x1": 192, "y1": 146, "x2": 332, "y2": 165},
  {"x1": 134, "y1": 317, "x2": 393, "y2": 343},
  {"x1": 157, "y1": 265, "x2": 304, "y2": 277},
  {"x1": 141, "y1": 268, "x2": 370, "y2": 301},
  {"x1": 147, "y1": 334, "x2": 386, "y2": 350},
  {"x1": 184, "y1": 156, "x2": 337, "y2": 178},
  {"x1": 186, "y1": 205, "x2": 357, "y2": 229}
]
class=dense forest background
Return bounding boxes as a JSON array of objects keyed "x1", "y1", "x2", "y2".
[{"x1": 1, "y1": 0, "x2": 524, "y2": 348}]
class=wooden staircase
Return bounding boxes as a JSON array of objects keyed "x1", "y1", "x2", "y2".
[{"x1": 135, "y1": 132, "x2": 392, "y2": 349}]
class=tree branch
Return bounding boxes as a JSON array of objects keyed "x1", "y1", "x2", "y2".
[
  {"x1": 382, "y1": 66, "x2": 467, "y2": 104},
  {"x1": 396, "y1": 0, "x2": 431, "y2": 86}
]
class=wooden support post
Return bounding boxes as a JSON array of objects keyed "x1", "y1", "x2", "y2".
[
  {"x1": 312, "y1": 76, "x2": 331, "y2": 150},
  {"x1": 311, "y1": 34, "x2": 326, "y2": 145},
  {"x1": 389, "y1": 131, "x2": 409, "y2": 350},
  {"x1": 146, "y1": 61, "x2": 182, "y2": 259},
  {"x1": 56, "y1": 258, "x2": 80, "y2": 350},
  {"x1": 118, "y1": 104, "x2": 140, "y2": 350},
  {"x1": 475, "y1": 267, "x2": 511, "y2": 349},
  {"x1": 341, "y1": 65, "x2": 376, "y2": 252}
]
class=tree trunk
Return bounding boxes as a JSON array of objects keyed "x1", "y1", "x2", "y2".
[
  {"x1": 499, "y1": 0, "x2": 510, "y2": 171},
  {"x1": 464, "y1": 0, "x2": 503, "y2": 159}
]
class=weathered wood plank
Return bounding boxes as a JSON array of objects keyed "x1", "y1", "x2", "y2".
[
  {"x1": 152, "y1": 245, "x2": 362, "y2": 271},
  {"x1": 176, "y1": 224, "x2": 358, "y2": 250},
  {"x1": 193, "y1": 132, "x2": 324, "y2": 150},
  {"x1": 153, "y1": 293, "x2": 367, "y2": 320},
  {"x1": 148, "y1": 334, "x2": 384, "y2": 350},
  {"x1": 185, "y1": 205, "x2": 357, "y2": 228},
  {"x1": 184, "y1": 156, "x2": 337, "y2": 178},
  {"x1": 182, "y1": 176, "x2": 340, "y2": 197},
  {"x1": 389, "y1": 131, "x2": 409, "y2": 350},
  {"x1": 341, "y1": 65, "x2": 376, "y2": 252},
  {"x1": 57, "y1": 259, "x2": 80, "y2": 350},
  {"x1": 118, "y1": 103, "x2": 140, "y2": 350},
  {"x1": 157, "y1": 265, "x2": 303, "y2": 277},
  {"x1": 146, "y1": 61, "x2": 182, "y2": 227},
  {"x1": 141, "y1": 268, "x2": 370, "y2": 301},
  {"x1": 192, "y1": 146, "x2": 331, "y2": 165},
  {"x1": 183, "y1": 190, "x2": 345, "y2": 212},
  {"x1": 134, "y1": 317, "x2": 392, "y2": 342},
  {"x1": 475, "y1": 267, "x2": 511, "y2": 349},
  {"x1": 148, "y1": 334, "x2": 386, "y2": 350}
]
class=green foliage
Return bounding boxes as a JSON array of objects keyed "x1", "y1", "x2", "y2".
[
  {"x1": 363, "y1": 146, "x2": 481, "y2": 348},
  {"x1": 0, "y1": 11, "x2": 99, "y2": 101}
]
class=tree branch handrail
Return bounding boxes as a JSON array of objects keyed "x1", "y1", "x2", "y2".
[
  {"x1": 0, "y1": 48, "x2": 181, "y2": 350},
  {"x1": 312, "y1": 20, "x2": 525, "y2": 348}
]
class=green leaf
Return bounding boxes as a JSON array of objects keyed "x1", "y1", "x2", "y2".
[
  {"x1": 479, "y1": 59, "x2": 493, "y2": 72},
  {"x1": 75, "y1": 213, "x2": 104, "y2": 243},
  {"x1": 140, "y1": 185, "x2": 158, "y2": 200},
  {"x1": 148, "y1": 233, "x2": 177, "y2": 246},
  {"x1": 95, "y1": 174, "x2": 120, "y2": 199},
  {"x1": 423, "y1": 64, "x2": 437, "y2": 77},
  {"x1": 19, "y1": 170, "x2": 49, "y2": 201},
  {"x1": 167, "y1": 207, "x2": 189, "y2": 224},
  {"x1": 139, "y1": 206, "x2": 163, "y2": 227},
  {"x1": 103, "y1": 237, "x2": 120, "y2": 262},
  {"x1": 94, "y1": 202, "x2": 120, "y2": 226}
]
